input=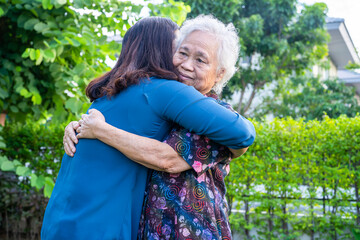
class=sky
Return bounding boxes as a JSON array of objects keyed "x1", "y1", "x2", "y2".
[{"x1": 299, "y1": 0, "x2": 360, "y2": 53}]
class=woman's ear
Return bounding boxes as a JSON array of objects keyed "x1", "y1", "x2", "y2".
[{"x1": 215, "y1": 68, "x2": 226, "y2": 83}]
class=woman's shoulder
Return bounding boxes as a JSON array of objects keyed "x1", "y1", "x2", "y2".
[
  {"x1": 145, "y1": 77, "x2": 186, "y2": 88},
  {"x1": 143, "y1": 77, "x2": 202, "y2": 97}
]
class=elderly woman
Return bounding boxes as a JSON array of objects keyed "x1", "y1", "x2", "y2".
[{"x1": 64, "y1": 16, "x2": 252, "y2": 239}]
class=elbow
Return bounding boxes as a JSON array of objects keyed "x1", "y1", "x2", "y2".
[
  {"x1": 245, "y1": 130, "x2": 256, "y2": 147},
  {"x1": 162, "y1": 159, "x2": 182, "y2": 174},
  {"x1": 158, "y1": 153, "x2": 183, "y2": 174},
  {"x1": 234, "y1": 121, "x2": 256, "y2": 149}
]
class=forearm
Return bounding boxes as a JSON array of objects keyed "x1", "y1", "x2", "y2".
[
  {"x1": 94, "y1": 123, "x2": 191, "y2": 173},
  {"x1": 229, "y1": 147, "x2": 248, "y2": 158}
]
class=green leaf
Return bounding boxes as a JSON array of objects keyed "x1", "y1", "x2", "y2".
[
  {"x1": 20, "y1": 88, "x2": 32, "y2": 98},
  {"x1": 12, "y1": 160, "x2": 22, "y2": 167},
  {"x1": 44, "y1": 177, "x2": 55, "y2": 198},
  {"x1": 64, "y1": 37, "x2": 81, "y2": 47},
  {"x1": 0, "y1": 88, "x2": 9, "y2": 99},
  {"x1": 16, "y1": 166, "x2": 30, "y2": 176},
  {"x1": 29, "y1": 49, "x2": 36, "y2": 60},
  {"x1": 35, "y1": 52, "x2": 44, "y2": 65},
  {"x1": 43, "y1": 48, "x2": 56, "y2": 61},
  {"x1": 0, "y1": 156, "x2": 9, "y2": 166},
  {"x1": 0, "y1": 142, "x2": 6, "y2": 149},
  {"x1": 73, "y1": 63, "x2": 86, "y2": 75},
  {"x1": 55, "y1": 0, "x2": 67, "y2": 6},
  {"x1": 10, "y1": 106, "x2": 19, "y2": 113},
  {"x1": 42, "y1": 0, "x2": 53, "y2": 10},
  {"x1": 1, "y1": 160, "x2": 15, "y2": 171},
  {"x1": 56, "y1": 45, "x2": 64, "y2": 56},
  {"x1": 21, "y1": 48, "x2": 30, "y2": 58},
  {"x1": 34, "y1": 22, "x2": 49, "y2": 33},
  {"x1": 24, "y1": 19, "x2": 40, "y2": 30},
  {"x1": 0, "y1": 7, "x2": 4, "y2": 17},
  {"x1": 35, "y1": 175, "x2": 46, "y2": 189},
  {"x1": 31, "y1": 93, "x2": 42, "y2": 105},
  {"x1": 65, "y1": 98, "x2": 83, "y2": 114},
  {"x1": 30, "y1": 173, "x2": 38, "y2": 188}
]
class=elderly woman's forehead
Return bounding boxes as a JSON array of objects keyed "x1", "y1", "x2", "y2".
[
  {"x1": 181, "y1": 29, "x2": 216, "y2": 39},
  {"x1": 183, "y1": 31, "x2": 218, "y2": 46}
]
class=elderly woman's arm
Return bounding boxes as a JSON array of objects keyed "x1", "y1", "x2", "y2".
[{"x1": 65, "y1": 109, "x2": 192, "y2": 173}]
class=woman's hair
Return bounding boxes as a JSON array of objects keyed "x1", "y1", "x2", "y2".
[
  {"x1": 176, "y1": 15, "x2": 239, "y2": 94},
  {"x1": 86, "y1": 17, "x2": 179, "y2": 101}
]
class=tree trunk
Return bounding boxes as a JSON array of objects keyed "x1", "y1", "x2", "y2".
[
  {"x1": 0, "y1": 111, "x2": 6, "y2": 126},
  {"x1": 331, "y1": 180, "x2": 338, "y2": 240},
  {"x1": 310, "y1": 199, "x2": 315, "y2": 240},
  {"x1": 282, "y1": 197, "x2": 288, "y2": 236},
  {"x1": 237, "y1": 86, "x2": 245, "y2": 114},
  {"x1": 268, "y1": 206, "x2": 273, "y2": 240},
  {"x1": 243, "y1": 85, "x2": 257, "y2": 114},
  {"x1": 244, "y1": 179, "x2": 251, "y2": 239}
]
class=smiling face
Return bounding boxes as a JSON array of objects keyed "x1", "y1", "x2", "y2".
[{"x1": 173, "y1": 30, "x2": 225, "y2": 94}]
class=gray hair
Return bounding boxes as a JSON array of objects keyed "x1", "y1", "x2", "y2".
[{"x1": 176, "y1": 15, "x2": 240, "y2": 94}]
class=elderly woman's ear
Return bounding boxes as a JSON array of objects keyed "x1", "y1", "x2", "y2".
[{"x1": 215, "y1": 68, "x2": 226, "y2": 84}]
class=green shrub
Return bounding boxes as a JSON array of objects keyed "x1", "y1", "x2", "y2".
[
  {"x1": 227, "y1": 115, "x2": 360, "y2": 239},
  {"x1": 0, "y1": 120, "x2": 65, "y2": 238}
]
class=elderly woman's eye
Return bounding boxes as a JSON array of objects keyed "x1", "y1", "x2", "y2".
[
  {"x1": 179, "y1": 51, "x2": 187, "y2": 56},
  {"x1": 197, "y1": 58, "x2": 205, "y2": 63}
]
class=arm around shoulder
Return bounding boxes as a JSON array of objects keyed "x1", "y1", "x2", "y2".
[{"x1": 146, "y1": 81, "x2": 256, "y2": 149}]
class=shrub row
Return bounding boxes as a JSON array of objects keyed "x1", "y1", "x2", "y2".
[
  {"x1": 0, "y1": 121, "x2": 64, "y2": 239},
  {"x1": 226, "y1": 115, "x2": 360, "y2": 239}
]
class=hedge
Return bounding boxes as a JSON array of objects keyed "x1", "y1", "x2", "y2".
[
  {"x1": 226, "y1": 115, "x2": 360, "y2": 239},
  {"x1": 0, "y1": 121, "x2": 64, "y2": 239},
  {"x1": 0, "y1": 115, "x2": 359, "y2": 239}
]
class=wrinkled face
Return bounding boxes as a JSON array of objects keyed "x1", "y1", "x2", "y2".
[{"x1": 173, "y1": 30, "x2": 225, "y2": 94}]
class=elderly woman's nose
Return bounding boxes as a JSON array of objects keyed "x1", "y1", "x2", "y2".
[{"x1": 180, "y1": 58, "x2": 194, "y2": 71}]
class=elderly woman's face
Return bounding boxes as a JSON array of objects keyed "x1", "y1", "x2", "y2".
[{"x1": 173, "y1": 30, "x2": 225, "y2": 94}]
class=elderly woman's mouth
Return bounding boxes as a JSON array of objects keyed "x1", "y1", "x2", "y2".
[{"x1": 179, "y1": 73, "x2": 193, "y2": 82}]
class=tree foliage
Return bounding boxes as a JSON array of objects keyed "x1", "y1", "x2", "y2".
[
  {"x1": 256, "y1": 76, "x2": 360, "y2": 120},
  {"x1": 0, "y1": 0, "x2": 190, "y2": 123},
  {"x1": 185, "y1": 0, "x2": 329, "y2": 116}
]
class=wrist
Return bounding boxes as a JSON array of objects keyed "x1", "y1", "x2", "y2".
[{"x1": 93, "y1": 121, "x2": 108, "y2": 139}]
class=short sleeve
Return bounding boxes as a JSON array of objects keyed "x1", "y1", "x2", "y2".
[{"x1": 143, "y1": 79, "x2": 255, "y2": 149}]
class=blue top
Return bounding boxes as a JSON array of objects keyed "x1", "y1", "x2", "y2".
[{"x1": 41, "y1": 78, "x2": 255, "y2": 240}]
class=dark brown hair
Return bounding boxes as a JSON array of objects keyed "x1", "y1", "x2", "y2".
[{"x1": 86, "y1": 17, "x2": 179, "y2": 101}]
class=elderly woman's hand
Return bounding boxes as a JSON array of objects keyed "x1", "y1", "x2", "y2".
[
  {"x1": 76, "y1": 109, "x2": 106, "y2": 139},
  {"x1": 63, "y1": 121, "x2": 80, "y2": 157}
]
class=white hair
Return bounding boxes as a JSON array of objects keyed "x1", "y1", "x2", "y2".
[{"x1": 176, "y1": 15, "x2": 240, "y2": 94}]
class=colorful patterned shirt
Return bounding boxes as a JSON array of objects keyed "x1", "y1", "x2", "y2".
[{"x1": 138, "y1": 95, "x2": 235, "y2": 240}]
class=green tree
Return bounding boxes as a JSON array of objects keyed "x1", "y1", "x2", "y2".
[
  {"x1": 184, "y1": 0, "x2": 329, "y2": 116},
  {"x1": 0, "y1": 0, "x2": 189, "y2": 123},
  {"x1": 255, "y1": 76, "x2": 360, "y2": 120}
]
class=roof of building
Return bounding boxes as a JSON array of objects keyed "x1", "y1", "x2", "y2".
[
  {"x1": 326, "y1": 17, "x2": 360, "y2": 69},
  {"x1": 338, "y1": 69, "x2": 360, "y2": 94}
]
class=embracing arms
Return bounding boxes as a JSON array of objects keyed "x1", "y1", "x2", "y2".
[
  {"x1": 64, "y1": 81, "x2": 255, "y2": 173},
  {"x1": 64, "y1": 110, "x2": 192, "y2": 173},
  {"x1": 64, "y1": 109, "x2": 248, "y2": 174}
]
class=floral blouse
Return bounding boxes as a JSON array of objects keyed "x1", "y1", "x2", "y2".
[{"x1": 138, "y1": 95, "x2": 234, "y2": 240}]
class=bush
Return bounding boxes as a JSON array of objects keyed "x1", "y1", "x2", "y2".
[
  {"x1": 226, "y1": 115, "x2": 360, "y2": 239},
  {"x1": 0, "y1": 120, "x2": 65, "y2": 239}
]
